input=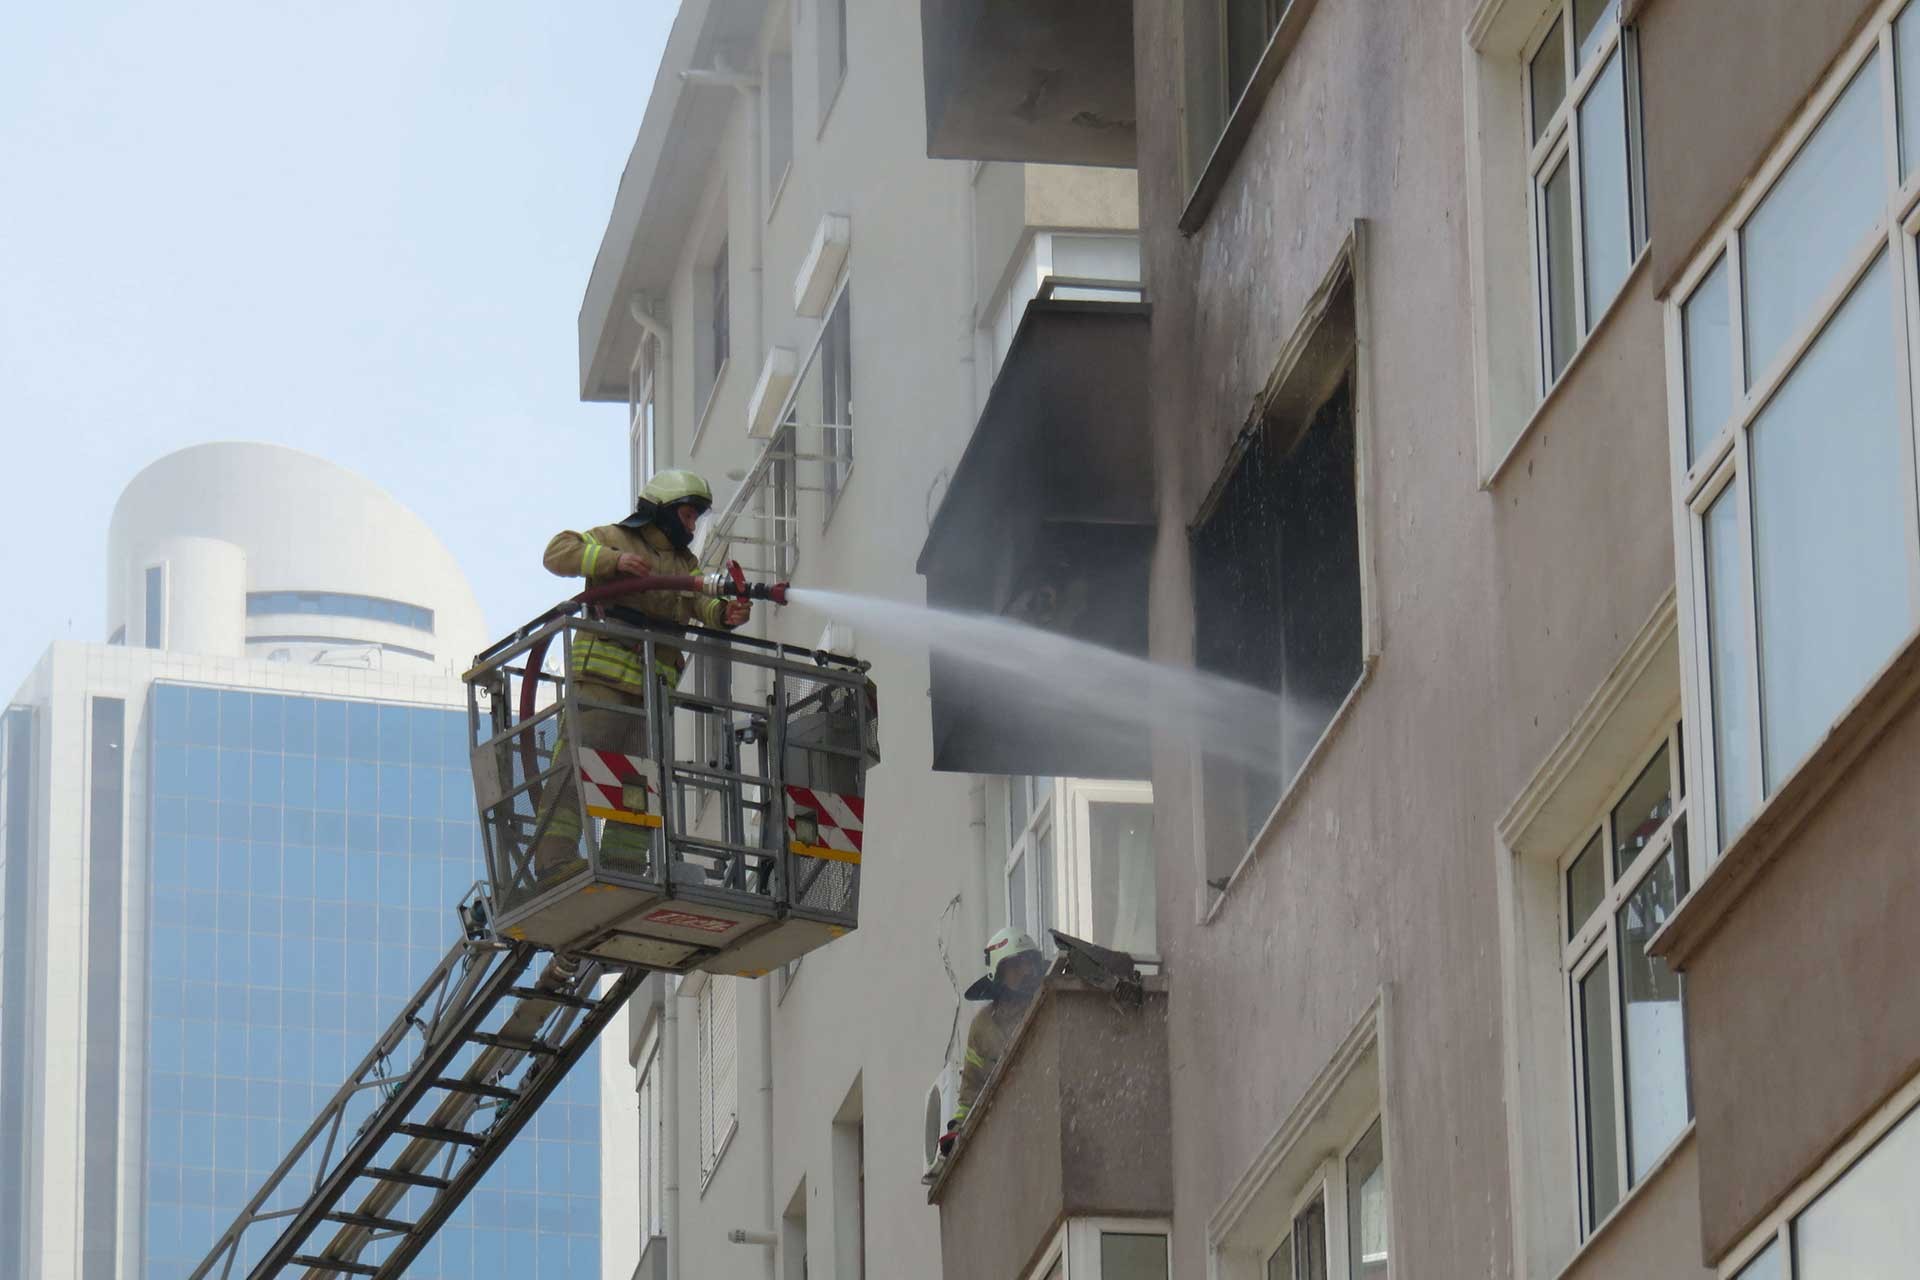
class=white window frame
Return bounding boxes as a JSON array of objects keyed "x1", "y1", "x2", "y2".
[
  {"x1": 1718, "y1": 1072, "x2": 1920, "y2": 1277},
  {"x1": 1002, "y1": 776, "x2": 1159, "y2": 961},
  {"x1": 1002, "y1": 775, "x2": 1057, "y2": 947},
  {"x1": 1557, "y1": 721, "x2": 1691, "y2": 1238},
  {"x1": 1021, "y1": 1216, "x2": 1174, "y2": 1280},
  {"x1": 695, "y1": 975, "x2": 739, "y2": 1188},
  {"x1": 1062, "y1": 780, "x2": 1158, "y2": 963},
  {"x1": 629, "y1": 332, "x2": 659, "y2": 502},
  {"x1": 636, "y1": 1017, "x2": 665, "y2": 1241},
  {"x1": 1254, "y1": 1111, "x2": 1388, "y2": 1280},
  {"x1": 1522, "y1": 0, "x2": 1646, "y2": 397},
  {"x1": 1663, "y1": 0, "x2": 1920, "y2": 872},
  {"x1": 820, "y1": 282, "x2": 854, "y2": 524}
]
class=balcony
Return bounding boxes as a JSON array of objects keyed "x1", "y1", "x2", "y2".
[
  {"x1": 919, "y1": 0, "x2": 1137, "y2": 167},
  {"x1": 917, "y1": 278, "x2": 1151, "y2": 779},
  {"x1": 928, "y1": 976, "x2": 1171, "y2": 1280}
]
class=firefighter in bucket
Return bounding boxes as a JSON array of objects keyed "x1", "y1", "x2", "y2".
[{"x1": 529, "y1": 470, "x2": 752, "y2": 888}]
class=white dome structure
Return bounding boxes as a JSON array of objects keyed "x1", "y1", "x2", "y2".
[{"x1": 105, "y1": 442, "x2": 487, "y2": 673}]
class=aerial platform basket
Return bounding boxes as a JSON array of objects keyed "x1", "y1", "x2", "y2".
[{"x1": 465, "y1": 603, "x2": 879, "y2": 978}]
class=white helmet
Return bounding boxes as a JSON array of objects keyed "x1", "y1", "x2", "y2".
[{"x1": 963, "y1": 926, "x2": 1041, "y2": 999}]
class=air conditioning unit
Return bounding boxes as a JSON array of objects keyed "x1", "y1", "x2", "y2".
[
  {"x1": 747, "y1": 346, "x2": 798, "y2": 439},
  {"x1": 793, "y1": 214, "x2": 852, "y2": 318},
  {"x1": 923, "y1": 1061, "x2": 961, "y2": 1177}
]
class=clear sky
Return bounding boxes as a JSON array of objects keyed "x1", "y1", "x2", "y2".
[{"x1": 0, "y1": 1, "x2": 677, "y2": 687}]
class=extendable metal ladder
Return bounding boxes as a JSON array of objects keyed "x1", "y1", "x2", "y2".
[{"x1": 190, "y1": 890, "x2": 641, "y2": 1280}]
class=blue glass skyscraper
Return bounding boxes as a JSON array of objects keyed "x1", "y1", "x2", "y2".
[
  {"x1": 1, "y1": 444, "x2": 608, "y2": 1280},
  {"x1": 142, "y1": 684, "x2": 600, "y2": 1278}
]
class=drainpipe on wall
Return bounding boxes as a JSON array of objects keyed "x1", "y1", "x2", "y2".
[
  {"x1": 627, "y1": 295, "x2": 671, "y2": 467},
  {"x1": 663, "y1": 977, "x2": 682, "y2": 1280},
  {"x1": 757, "y1": 976, "x2": 776, "y2": 1280}
]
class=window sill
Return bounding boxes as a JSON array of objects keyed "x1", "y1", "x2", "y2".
[
  {"x1": 1199, "y1": 654, "x2": 1377, "y2": 926},
  {"x1": 688, "y1": 358, "x2": 731, "y2": 460},
  {"x1": 1484, "y1": 249, "x2": 1650, "y2": 489},
  {"x1": 1178, "y1": 0, "x2": 1324, "y2": 237},
  {"x1": 1547, "y1": 1123, "x2": 1696, "y2": 1280},
  {"x1": 1649, "y1": 621, "x2": 1920, "y2": 970}
]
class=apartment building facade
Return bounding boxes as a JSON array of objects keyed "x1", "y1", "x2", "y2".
[
  {"x1": 919, "y1": 0, "x2": 1920, "y2": 1277},
  {"x1": 575, "y1": 2, "x2": 1149, "y2": 1277}
]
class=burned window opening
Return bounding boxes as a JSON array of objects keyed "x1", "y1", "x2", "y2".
[{"x1": 1193, "y1": 367, "x2": 1363, "y2": 866}]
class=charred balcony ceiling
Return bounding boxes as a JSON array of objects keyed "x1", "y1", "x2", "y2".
[
  {"x1": 917, "y1": 297, "x2": 1151, "y2": 779},
  {"x1": 919, "y1": 0, "x2": 1137, "y2": 168}
]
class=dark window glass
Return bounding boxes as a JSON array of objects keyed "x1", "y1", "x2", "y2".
[
  {"x1": 86, "y1": 698, "x2": 125, "y2": 1277},
  {"x1": 2, "y1": 708, "x2": 34, "y2": 1274},
  {"x1": 145, "y1": 565, "x2": 166, "y2": 649},
  {"x1": 244, "y1": 592, "x2": 434, "y2": 634}
]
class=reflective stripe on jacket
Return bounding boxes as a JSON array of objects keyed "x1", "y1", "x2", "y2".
[
  {"x1": 953, "y1": 994, "x2": 1030, "y2": 1126},
  {"x1": 543, "y1": 521, "x2": 730, "y2": 696}
]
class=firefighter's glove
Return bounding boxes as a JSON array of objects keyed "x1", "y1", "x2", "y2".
[{"x1": 937, "y1": 1120, "x2": 959, "y2": 1157}]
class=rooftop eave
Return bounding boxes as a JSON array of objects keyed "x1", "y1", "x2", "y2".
[{"x1": 578, "y1": 0, "x2": 768, "y2": 404}]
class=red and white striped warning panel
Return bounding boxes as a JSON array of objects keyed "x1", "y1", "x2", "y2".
[
  {"x1": 581, "y1": 749, "x2": 662, "y2": 827},
  {"x1": 785, "y1": 786, "x2": 864, "y2": 862}
]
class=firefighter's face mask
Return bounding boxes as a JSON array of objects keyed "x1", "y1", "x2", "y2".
[{"x1": 659, "y1": 501, "x2": 711, "y2": 551}]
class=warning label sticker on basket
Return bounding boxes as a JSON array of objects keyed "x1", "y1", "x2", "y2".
[{"x1": 643, "y1": 907, "x2": 738, "y2": 935}]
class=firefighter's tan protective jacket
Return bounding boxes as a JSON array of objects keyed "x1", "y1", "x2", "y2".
[
  {"x1": 543, "y1": 521, "x2": 731, "y2": 695},
  {"x1": 954, "y1": 991, "x2": 1034, "y2": 1127}
]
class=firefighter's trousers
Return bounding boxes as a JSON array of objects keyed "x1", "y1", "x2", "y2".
[{"x1": 531, "y1": 681, "x2": 657, "y2": 880}]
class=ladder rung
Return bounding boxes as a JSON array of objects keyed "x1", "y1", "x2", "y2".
[
  {"x1": 508, "y1": 986, "x2": 596, "y2": 1010},
  {"x1": 469, "y1": 1030, "x2": 555, "y2": 1055},
  {"x1": 396, "y1": 1122, "x2": 483, "y2": 1146},
  {"x1": 364, "y1": 1165, "x2": 451, "y2": 1190},
  {"x1": 433, "y1": 1076, "x2": 518, "y2": 1102},
  {"x1": 325, "y1": 1210, "x2": 415, "y2": 1234},
  {"x1": 292, "y1": 1256, "x2": 381, "y2": 1277}
]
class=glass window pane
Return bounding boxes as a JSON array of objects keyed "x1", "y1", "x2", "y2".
[
  {"x1": 1579, "y1": 49, "x2": 1633, "y2": 324},
  {"x1": 1750, "y1": 254, "x2": 1908, "y2": 790},
  {"x1": 1541, "y1": 155, "x2": 1578, "y2": 381},
  {"x1": 1742, "y1": 63, "x2": 1884, "y2": 383},
  {"x1": 1346, "y1": 1120, "x2": 1389, "y2": 1280},
  {"x1": 1100, "y1": 1232, "x2": 1169, "y2": 1280},
  {"x1": 1898, "y1": 0, "x2": 1920, "y2": 180},
  {"x1": 1009, "y1": 777, "x2": 1029, "y2": 839},
  {"x1": 1618, "y1": 850, "x2": 1689, "y2": 1182},
  {"x1": 1007, "y1": 852, "x2": 1027, "y2": 937},
  {"x1": 1684, "y1": 254, "x2": 1735, "y2": 462},
  {"x1": 1088, "y1": 802, "x2": 1157, "y2": 957},
  {"x1": 1573, "y1": 0, "x2": 1618, "y2": 70},
  {"x1": 1580, "y1": 963, "x2": 1622, "y2": 1227},
  {"x1": 1566, "y1": 831, "x2": 1605, "y2": 941},
  {"x1": 1531, "y1": 16, "x2": 1567, "y2": 144},
  {"x1": 1703, "y1": 486, "x2": 1759, "y2": 846},
  {"x1": 1293, "y1": 1195, "x2": 1329, "y2": 1280},
  {"x1": 1268, "y1": 1233, "x2": 1294, "y2": 1280},
  {"x1": 1610, "y1": 744, "x2": 1672, "y2": 878},
  {"x1": 1792, "y1": 1101, "x2": 1920, "y2": 1276},
  {"x1": 1042, "y1": 1260, "x2": 1062, "y2": 1280},
  {"x1": 1735, "y1": 1237, "x2": 1784, "y2": 1280}
]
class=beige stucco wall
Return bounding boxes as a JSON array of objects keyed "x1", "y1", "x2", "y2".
[
  {"x1": 1638, "y1": 0, "x2": 1880, "y2": 297},
  {"x1": 1683, "y1": 686, "x2": 1920, "y2": 1262},
  {"x1": 1134, "y1": 0, "x2": 1684, "y2": 1275}
]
